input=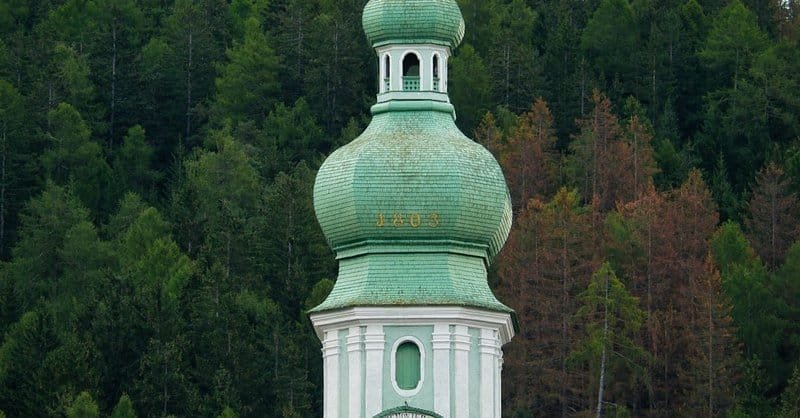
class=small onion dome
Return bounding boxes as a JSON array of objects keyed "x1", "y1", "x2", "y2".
[
  {"x1": 313, "y1": 108, "x2": 511, "y2": 263},
  {"x1": 362, "y1": 0, "x2": 466, "y2": 49}
]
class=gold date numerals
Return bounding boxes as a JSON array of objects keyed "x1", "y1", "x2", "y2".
[{"x1": 376, "y1": 212, "x2": 441, "y2": 228}]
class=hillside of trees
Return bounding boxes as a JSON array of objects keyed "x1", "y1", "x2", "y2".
[{"x1": 0, "y1": 0, "x2": 798, "y2": 416}]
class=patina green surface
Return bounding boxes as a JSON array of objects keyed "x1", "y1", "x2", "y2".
[
  {"x1": 311, "y1": 102, "x2": 513, "y2": 314},
  {"x1": 362, "y1": 0, "x2": 465, "y2": 48},
  {"x1": 311, "y1": 0, "x2": 514, "y2": 317},
  {"x1": 313, "y1": 107, "x2": 511, "y2": 259}
]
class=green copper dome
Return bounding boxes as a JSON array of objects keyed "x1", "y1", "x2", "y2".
[
  {"x1": 310, "y1": 0, "x2": 513, "y2": 316},
  {"x1": 362, "y1": 0, "x2": 465, "y2": 48},
  {"x1": 311, "y1": 107, "x2": 513, "y2": 313}
]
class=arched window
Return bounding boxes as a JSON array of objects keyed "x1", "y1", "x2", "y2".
[
  {"x1": 395, "y1": 341, "x2": 421, "y2": 390},
  {"x1": 402, "y1": 53, "x2": 420, "y2": 91},
  {"x1": 384, "y1": 54, "x2": 391, "y2": 91},
  {"x1": 432, "y1": 54, "x2": 440, "y2": 92}
]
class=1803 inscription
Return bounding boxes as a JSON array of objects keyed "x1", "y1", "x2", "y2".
[{"x1": 376, "y1": 212, "x2": 440, "y2": 228}]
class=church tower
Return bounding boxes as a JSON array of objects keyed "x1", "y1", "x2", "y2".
[{"x1": 309, "y1": 1, "x2": 517, "y2": 417}]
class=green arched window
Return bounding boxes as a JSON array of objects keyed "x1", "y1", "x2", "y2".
[{"x1": 395, "y1": 341, "x2": 421, "y2": 389}]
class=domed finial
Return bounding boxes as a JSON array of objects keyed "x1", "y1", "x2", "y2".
[
  {"x1": 363, "y1": 0, "x2": 465, "y2": 102},
  {"x1": 362, "y1": 0, "x2": 465, "y2": 49}
]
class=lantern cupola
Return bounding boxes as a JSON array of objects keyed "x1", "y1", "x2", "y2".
[{"x1": 363, "y1": 0, "x2": 464, "y2": 101}]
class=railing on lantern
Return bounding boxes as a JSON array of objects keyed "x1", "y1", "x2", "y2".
[{"x1": 403, "y1": 76, "x2": 420, "y2": 91}]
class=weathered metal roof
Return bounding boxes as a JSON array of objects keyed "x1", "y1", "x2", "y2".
[
  {"x1": 313, "y1": 108, "x2": 512, "y2": 262},
  {"x1": 362, "y1": 0, "x2": 465, "y2": 48},
  {"x1": 310, "y1": 0, "x2": 514, "y2": 318},
  {"x1": 311, "y1": 105, "x2": 513, "y2": 314}
]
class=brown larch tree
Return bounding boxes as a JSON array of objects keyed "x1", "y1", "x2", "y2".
[
  {"x1": 678, "y1": 254, "x2": 739, "y2": 417},
  {"x1": 569, "y1": 90, "x2": 621, "y2": 210},
  {"x1": 497, "y1": 188, "x2": 595, "y2": 417},
  {"x1": 744, "y1": 162, "x2": 800, "y2": 270},
  {"x1": 650, "y1": 170, "x2": 720, "y2": 412},
  {"x1": 569, "y1": 90, "x2": 655, "y2": 212},
  {"x1": 474, "y1": 111, "x2": 506, "y2": 160},
  {"x1": 501, "y1": 98, "x2": 559, "y2": 212},
  {"x1": 622, "y1": 115, "x2": 657, "y2": 202}
]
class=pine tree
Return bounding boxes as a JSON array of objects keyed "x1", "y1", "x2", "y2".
[
  {"x1": 66, "y1": 391, "x2": 100, "y2": 418},
  {"x1": 110, "y1": 394, "x2": 138, "y2": 418},
  {"x1": 622, "y1": 115, "x2": 657, "y2": 202},
  {"x1": 112, "y1": 125, "x2": 158, "y2": 204},
  {"x1": 711, "y1": 155, "x2": 739, "y2": 221},
  {"x1": 218, "y1": 406, "x2": 238, "y2": 418},
  {"x1": 699, "y1": 0, "x2": 769, "y2": 91},
  {"x1": 210, "y1": 17, "x2": 280, "y2": 126},
  {"x1": 41, "y1": 103, "x2": 111, "y2": 217},
  {"x1": 303, "y1": 0, "x2": 370, "y2": 133},
  {"x1": 581, "y1": 0, "x2": 640, "y2": 96},
  {"x1": 775, "y1": 242, "x2": 800, "y2": 383},
  {"x1": 162, "y1": 0, "x2": 232, "y2": 141},
  {"x1": 449, "y1": 43, "x2": 492, "y2": 134},
  {"x1": 0, "y1": 79, "x2": 38, "y2": 259},
  {"x1": 779, "y1": 366, "x2": 800, "y2": 418},
  {"x1": 261, "y1": 98, "x2": 327, "y2": 176},
  {"x1": 5, "y1": 182, "x2": 91, "y2": 311},
  {"x1": 262, "y1": 162, "x2": 334, "y2": 314},
  {"x1": 710, "y1": 222, "x2": 784, "y2": 390},
  {"x1": 486, "y1": 0, "x2": 542, "y2": 112}
]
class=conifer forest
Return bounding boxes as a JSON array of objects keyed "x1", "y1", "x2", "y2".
[{"x1": 1, "y1": 0, "x2": 800, "y2": 416}]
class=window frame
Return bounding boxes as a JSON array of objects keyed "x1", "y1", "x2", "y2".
[{"x1": 390, "y1": 336, "x2": 425, "y2": 397}]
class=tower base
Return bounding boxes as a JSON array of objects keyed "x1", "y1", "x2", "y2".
[{"x1": 310, "y1": 306, "x2": 514, "y2": 418}]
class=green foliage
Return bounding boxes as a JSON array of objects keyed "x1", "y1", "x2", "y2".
[
  {"x1": 51, "y1": 43, "x2": 99, "y2": 125},
  {"x1": 699, "y1": 0, "x2": 768, "y2": 85},
  {"x1": 66, "y1": 391, "x2": 99, "y2": 418},
  {"x1": 582, "y1": 0, "x2": 639, "y2": 79},
  {"x1": 710, "y1": 155, "x2": 740, "y2": 221},
  {"x1": 570, "y1": 262, "x2": 648, "y2": 414},
  {"x1": 112, "y1": 125, "x2": 158, "y2": 203},
  {"x1": 41, "y1": 103, "x2": 111, "y2": 216},
  {"x1": 110, "y1": 394, "x2": 137, "y2": 418},
  {"x1": 779, "y1": 365, "x2": 800, "y2": 418},
  {"x1": 302, "y1": 0, "x2": 370, "y2": 133},
  {"x1": 0, "y1": 79, "x2": 38, "y2": 258},
  {"x1": 305, "y1": 279, "x2": 334, "y2": 311},
  {"x1": 8, "y1": 182, "x2": 91, "y2": 309},
  {"x1": 262, "y1": 98, "x2": 326, "y2": 174},
  {"x1": 211, "y1": 17, "x2": 281, "y2": 126},
  {"x1": 450, "y1": 43, "x2": 492, "y2": 134},
  {"x1": 218, "y1": 406, "x2": 239, "y2": 418},
  {"x1": 486, "y1": 0, "x2": 542, "y2": 111}
]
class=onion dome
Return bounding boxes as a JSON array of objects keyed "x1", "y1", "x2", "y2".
[
  {"x1": 310, "y1": 0, "x2": 513, "y2": 316},
  {"x1": 311, "y1": 108, "x2": 513, "y2": 313},
  {"x1": 362, "y1": 0, "x2": 466, "y2": 49}
]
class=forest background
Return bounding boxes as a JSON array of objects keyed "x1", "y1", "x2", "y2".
[{"x1": 0, "y1": 0, "x2": 799, "y2": 416}]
